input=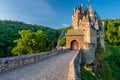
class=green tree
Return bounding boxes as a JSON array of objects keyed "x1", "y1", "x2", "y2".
[
  {"x1": 103, "y1": 19, "x2": 120, "y2": 46},
  {"x1": 0, "y1": 20, "x2": 60, "y2": 57},
  {"x1": 11, "y1": 30, "x2": 48, "y2": 55},
  {"x1": 59, "y1": 37, "x2": 66, "y2": 46}
]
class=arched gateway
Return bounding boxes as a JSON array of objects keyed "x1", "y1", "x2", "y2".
[
  {"x1": 71, "y1": 40, "x2": 79, "y2": 50},
  {"x1": 66, "y1": 29, "x2": 84, "y2": 50}
]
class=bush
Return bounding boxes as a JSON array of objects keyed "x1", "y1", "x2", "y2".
[
  {"x1": 100, "y1": 45, "x2": 120, "y2": 80},
  {"x1": 59, "y1": 37, "x2": 66, "y2": 46},
  {"x1": 81, "y1": 67, "x2": 98, "y2": 80}
]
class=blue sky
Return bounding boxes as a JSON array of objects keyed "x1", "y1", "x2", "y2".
[{"x1": 0, "y1": 0, "x2": 120, "y2": 28}]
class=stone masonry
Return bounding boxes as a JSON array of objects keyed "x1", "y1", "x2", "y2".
[
  {"x1": 0, "y1": 49, "x2": 69, "y2": 73},
  {"x1": 66, "y1": 3, "x2": 105, "y2": 64}
]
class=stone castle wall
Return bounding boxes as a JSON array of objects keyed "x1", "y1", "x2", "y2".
[
  {"x1": 90, "y1": 28, "x2": 97, "y2": 44},
  {"x1": 81, "y1": 43, "x2": 96, "y2": 64},
  {"x1": 67, "y1": 50, "x2": 82, "y2": 80},
  {"x1": 0, "y1": 49, "x2": 69, "y2": 73},
  {"x1": 99, "y1": 31, "x2": 105, "y2": 50}
]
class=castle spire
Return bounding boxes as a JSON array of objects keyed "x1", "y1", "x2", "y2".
[{"x1": 87, "y1": 0, "x2": 93, "y2": 13}]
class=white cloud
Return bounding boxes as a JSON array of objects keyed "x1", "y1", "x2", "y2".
[{"x1": 62, "y1": 23, "x2": 69, "y2": 27}]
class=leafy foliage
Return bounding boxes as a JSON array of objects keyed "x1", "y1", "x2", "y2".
[
  {"x1": 81, "y1": 67, "x2": 98, "y2": 80},
  {"x1": 59, "y1": 37, "x2": 66, "y2": 46},
  {"x1": 100, "y1": 45, "x2": 120, "y2": 80},
  {"x1": 0, "y1": 20, "x2": 60, "y2": 57},
  {"x1": 11, "y1": 30, "x2": 47, "y2": 55},
  {"x1": 101, "y1": 61, "x2": 114, "y2": 80},
  {"x1": 103, "y1": 19, "x2": 120, "y2": 45}
]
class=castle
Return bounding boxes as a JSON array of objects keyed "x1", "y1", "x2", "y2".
[{"x1": 66, "y1": 3, "x2": 105, "y2": 64}]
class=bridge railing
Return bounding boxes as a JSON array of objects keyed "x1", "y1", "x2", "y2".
[
  {"x1": 67, "y1": 49, "x2": 81, "y2": 80},
  {"x1": 0, "y1": 49, "x2": 70, "y2": 73}
]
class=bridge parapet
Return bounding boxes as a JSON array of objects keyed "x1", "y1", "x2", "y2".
[
  {"x1": 67, "y1": 50, "x2": 81, "y2": 80},
  {"x1": 0, "y1": 49, "x2": 69, "y2": 73}
]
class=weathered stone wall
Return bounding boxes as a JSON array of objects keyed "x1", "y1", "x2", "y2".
[
  {"x1": 90, "y1": 28, "x2": 97, "y2": 44},
  {"x1": 99, "y1": 31, "x2": 105, "y2": 50},
  {"x1": 67, "y1": 50, "x2": 81, "y2": 80},
  {"x1": 81, "y1": 43, "x2": 96, "y2": 64},
  {"x1": 0, "y1": 49, "x2": 69, "y2": 73}
]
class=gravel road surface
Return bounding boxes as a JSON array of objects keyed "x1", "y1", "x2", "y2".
[{"x1": 0, "y1": 50, "x2": 76, "y2": 80}]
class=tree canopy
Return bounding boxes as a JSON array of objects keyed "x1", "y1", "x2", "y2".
[
  {"x1": 11, "y1": 30, "x2": 47, "y2": 55},
  {"x1": 0, "y1": 20, "x2": 60, "y2": 57},
  {"x1": 103, "y1": 19, "x2": 120, "y2": 46}
]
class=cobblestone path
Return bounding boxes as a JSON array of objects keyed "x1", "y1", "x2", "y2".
[{"x1": 0, "y1": 50, "x2": 76, "y2": 80}]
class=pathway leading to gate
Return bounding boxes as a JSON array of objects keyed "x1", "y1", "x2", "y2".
[{"x1": 0, "y1": 50, "x2": 76, "y2": 80}]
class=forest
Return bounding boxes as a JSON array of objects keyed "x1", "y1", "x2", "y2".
[{"x1": 0, "y1": 20, "x2": 61, "y2": 57}]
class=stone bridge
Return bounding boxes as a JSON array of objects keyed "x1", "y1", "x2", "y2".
[{"x1": 0, "y1": 49, "x2": 81, "y2": 80}]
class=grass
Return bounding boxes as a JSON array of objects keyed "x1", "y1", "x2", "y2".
[
  {"x1": 81, "y1": 67, "x2": 98, "y2": 80},
  {"x1": 101, "y1": 61, "x2": 114, "y2": 80},
  {"x1": 100, "y1": 45, "x2": 120, "y2": 80}
]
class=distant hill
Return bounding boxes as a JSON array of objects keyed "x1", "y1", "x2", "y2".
[{"x1": 0, "y1": 20, "x2": 61, "y2": 57}]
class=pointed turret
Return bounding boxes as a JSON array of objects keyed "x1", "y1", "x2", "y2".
[
  {"x1": 76, "y1": 7, "x2": 80, "y2": 14},
  {"x1": 80, "y1": 4, "x2": 84, "y2": 14},
  {"x1": 87, "y1": 0, "x2": 93, "y2": 14},
  {"x1": 88, "y1": 5, "x2": 93, "y2": 13}
]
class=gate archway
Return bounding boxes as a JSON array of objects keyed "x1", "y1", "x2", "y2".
[{"x1": 70, "y1": 40, "x2": 79, "y2": 50}]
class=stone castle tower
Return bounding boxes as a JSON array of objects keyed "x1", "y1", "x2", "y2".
[{"x1": 66, "y1": 3, "x2": 104, "y2": 64}]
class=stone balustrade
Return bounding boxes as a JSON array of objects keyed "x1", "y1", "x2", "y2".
[
  {"x1": 67, "y1": 50, "x2": 81, "y2": 80},
  {"x1": 0, "y1": 49, "x2": 69, "y2": 73}
]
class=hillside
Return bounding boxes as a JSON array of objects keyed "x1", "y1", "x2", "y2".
[
  {"x1": 100, "y1": 45, "x2": 120, "y2": 80},
  {"x1": 0, "y1": 20, "x2": 61, "y2": 57}
]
